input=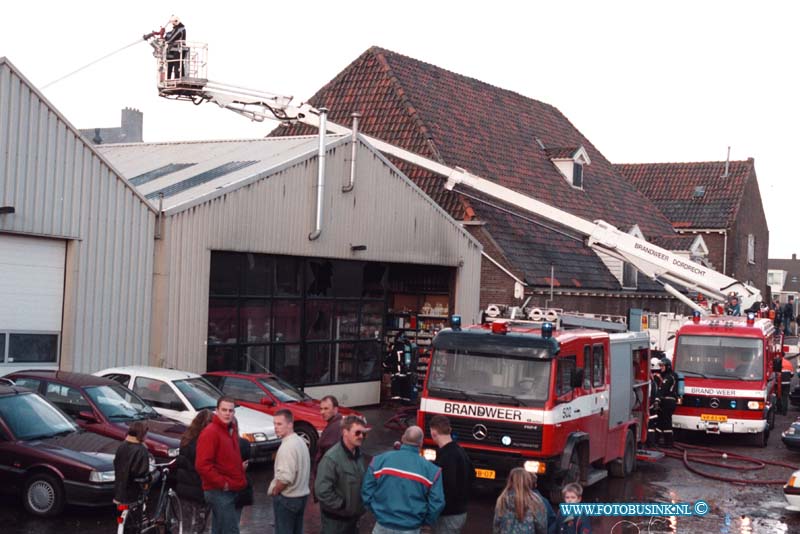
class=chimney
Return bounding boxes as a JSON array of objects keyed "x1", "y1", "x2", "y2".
[
  {"x1": 793, "y1": 253, "x2": 797, "y2": 261},
  {"x1": 121, "y1": 108, "x2": 144, "y2": 142}
]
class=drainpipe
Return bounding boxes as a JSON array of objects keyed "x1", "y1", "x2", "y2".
[
  {"x1": 309, "y1": 108, "x2": 328, "y2": 241},
  {"x1": 722, "y1": 230, "x2": 728, "y2": 275},
  {"x1": 342, "y1": 112, "x2": 361, "y2": 193}
]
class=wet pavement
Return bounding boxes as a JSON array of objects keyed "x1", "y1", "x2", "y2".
[{"x1": 2, "y1": 404, "x2": 800, "y2": 533}]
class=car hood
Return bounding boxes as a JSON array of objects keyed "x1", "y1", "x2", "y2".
[
  {"x1": 111, "y1": 417, "x2": 185, "y2": 448},
  {"x1": 27, "y1": 430, "x2": 118, "y2": 470},
  {"x1": 235, "y1": 406, "x2": 278, "y2": 440}
]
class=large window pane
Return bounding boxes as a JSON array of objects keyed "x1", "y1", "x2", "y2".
[
  {"x1": 331, "y1": 261, "x2": 363, "y2": 297},
  {"x1": 306, "y1": 343, "x2": 332, "y2": 385},
  {"x1": 207, "y1": 346, "x2": 239, "y2": 372},
  {"x1": 356, "y1": 341, "x2": 381, "y2": 381},
  {"x1": 336, "y1": 342, "x2": 356, "y2": 382},
  {"x1": 360, "y1": 301, "x2": 383, "y2": 339},
  {"x1": 210, "y1": 252, "x2": 240, "y2": 296},
  {"x1": 8, "y1": 334, "x2": 58, "y2": 363},
  {"x1": 306, "y1": 260, "x2": 334, "y2": 297},
  {"x1": 0, "y1": 334, "x2": 5, "y2": 362},
  {"x1": 275, "y1": 257, "x2": 302, "y2": 296},
  {"x1": 208, "y1": 299, "x2": 238, "y2": 345},
  {"x1": 306, "y1": 300, "x2": 333, "y2": 340},
  {"x1": 243, "y1": 254, "x2": 272, "y2": 296},
  {"x1": 272, "y1": 344, "x2": 301, "y2": 385},
  {"x1": 363, "y1": 263, "x2": 387, "y2": 298},
  {"x1": 273, "y1": 300, "x2": 301, "y2": 342},
  {"x1": 334, "y1": 301, "x2": 359, "y2": 339},
  {"x1": 243, "y1": 345, "x2": 270, "y2": 373},
  {"x1": 240, "y1": 300, "x2": 271, "y2": 343}
]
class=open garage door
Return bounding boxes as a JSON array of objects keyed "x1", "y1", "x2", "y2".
[{"x1": 0, "y1": 234, "x2": 65, "y2": 371}]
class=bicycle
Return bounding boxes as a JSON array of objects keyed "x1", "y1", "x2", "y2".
[{"x1": 117, "y1": 461, "x2": 183, "y2": 534}]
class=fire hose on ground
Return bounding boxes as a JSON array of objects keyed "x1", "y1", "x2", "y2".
[{"x1": 657, "y1": 442, "x2": 797, "y2": 484}]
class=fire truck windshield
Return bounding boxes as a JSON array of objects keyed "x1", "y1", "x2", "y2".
[
  {"x1": 675, "y1": 335, "x2": 764, "y2": 381},
  {"x1": 427, "y1": 348, "x2": 551, "y2": 405}
]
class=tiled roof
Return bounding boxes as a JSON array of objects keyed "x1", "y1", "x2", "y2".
[
  {"x1": 273, "y1": 47, "x2": 677, "y2": 290},
  {"x1": 614, "y1": 160, "x2": 754, "y2": 230},
  {"x1": 545, "y1": 147, "x2": 581, "y2": 159},
  {"x1": 651, "y1": 234, "x2": 698, "y2": 250}
]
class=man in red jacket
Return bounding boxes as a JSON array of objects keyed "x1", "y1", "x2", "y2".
[{"x1": 196, "y1": 396, "x2": 247, "y2": 534}]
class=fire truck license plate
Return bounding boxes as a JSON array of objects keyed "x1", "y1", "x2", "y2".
[
  {"x1": 475, "y1": 469, "x2": 496, "y2": 480},
  {"x1": 701, "y1": 414, "x2": 728, "y2": 422}
]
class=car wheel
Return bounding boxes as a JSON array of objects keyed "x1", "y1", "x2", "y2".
[
  {"x1": 24, "y1": 472, "x2": 65, "y2": 517},
  {"x1": 295, "y1": 422, "x2": 319, "y2": 455}
]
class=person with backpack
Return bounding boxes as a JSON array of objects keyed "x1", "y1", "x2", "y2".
[{"x1": 656, "y1": 358, "x2": 678, "y2": 448}]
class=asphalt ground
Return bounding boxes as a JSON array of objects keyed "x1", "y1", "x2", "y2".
[{"x1": 2, "y1": 403, "x2": 800, "y2": 533}]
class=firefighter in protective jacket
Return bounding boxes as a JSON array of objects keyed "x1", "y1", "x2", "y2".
[
  {"x1": 646, "y1": 357, "x2": 662, "y2": 448},
  {"x1": 656, "y1": 358, "x2": 678, "y2": 447}
]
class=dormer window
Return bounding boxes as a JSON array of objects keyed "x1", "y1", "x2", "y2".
[{"x1": 547, "y1": 145, "x2": 591, "y2": 189}]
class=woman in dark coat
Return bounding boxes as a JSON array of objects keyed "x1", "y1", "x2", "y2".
[{"x1": 176, "y1": 410, "x2": 213, "y2": 534}]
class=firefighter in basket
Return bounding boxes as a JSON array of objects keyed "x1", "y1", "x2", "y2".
[
  {"x1": 656, "y1": 357, "x2": 678, "y2": 448},
  {"x1": 646, "y1": 357, "x2": 662, "y2": 448}
]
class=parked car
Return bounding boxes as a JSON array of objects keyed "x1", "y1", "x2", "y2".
[
  {"x1": 95, "y1": 366, "x2": 281, "y2": 461},
  {"x1": 782, "y1": 419, "x2": 800, "y2": 451},
  {"x1": 0, "y1": 383, "x2": 119, "y2": 516},
  {"x1": 7, "y1": 370, "x2": 186, "y2": 459},
  {"x1": 203, "y1": 371, "x2": 363, "y2": 453},
  {"x1": 786, "y1": 468, "x2": 800, "y2": 511}
]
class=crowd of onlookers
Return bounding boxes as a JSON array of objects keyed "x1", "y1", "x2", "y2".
[{"x1": 114, "y1": 394, "x2": 591, "y2": 534}]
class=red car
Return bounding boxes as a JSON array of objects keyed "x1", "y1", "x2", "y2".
[
  {"x1": 8, "y1": 370, "x2": 186, "y2": 459},
  {"x1": 203, "y1": 371, "x2": 362, "y2": 453}
]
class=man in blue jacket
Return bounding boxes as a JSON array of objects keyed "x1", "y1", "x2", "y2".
[{"x1": 362, "y1": 426, "x2": 445, "y2": 534}]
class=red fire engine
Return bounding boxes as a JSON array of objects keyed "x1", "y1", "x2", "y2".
[
  {"x1": 672, "y1": 312, "x2": 783, "y2": 446},
  {"x1": 416, "y1": 307, "x2": 652, "y2": 498}
]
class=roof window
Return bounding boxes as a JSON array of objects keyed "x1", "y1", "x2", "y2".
[{"x1": 548, "y1": 145, "x2": 591, "y2": 189}]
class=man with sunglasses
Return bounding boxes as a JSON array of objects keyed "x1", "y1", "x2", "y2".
[{"x1": 315, "y1": 415, "x2": 370, "y2": 534}]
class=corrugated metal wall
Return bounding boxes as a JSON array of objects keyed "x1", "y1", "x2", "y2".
[
  {"x1": 0, "y1": 59, "x2": 156, "y2": 372},
  {"x1": 155, "y1": 139, "x2": 481, "y2": 372}
]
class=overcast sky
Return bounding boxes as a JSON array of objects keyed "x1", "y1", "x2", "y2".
[{"x1": 2, "y1": 1, "x2": 798, "y2": 259}]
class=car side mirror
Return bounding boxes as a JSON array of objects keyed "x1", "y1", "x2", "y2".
[
  {"x1": 78, "y1": 410, "x2": 99, "y2": 423},
  {"x1": 260, "y1": 397, "x2": 274, "y2": 406},
  {"x1": 571, "y1": 369, "x2": 585, "y2": 388}
]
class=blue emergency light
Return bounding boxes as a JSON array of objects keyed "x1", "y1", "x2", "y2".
[
  {"x1": 541, "y1": 322, "x2": 554, "y2": 339},
  {"x1": 692, "y1": 310, "x2": 702, "y2": 323},
  {"x1": 450, "y1": 315, "x2": 462, "y2": 331}
]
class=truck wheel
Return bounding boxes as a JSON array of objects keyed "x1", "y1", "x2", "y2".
[
  {"x1": 24, "y1": 472, "x2": 65, "y2": 517},
  {"x1": 295, "y1": 422, "x2": 319, "y2": 455},
  {"x1": 550, "y1": 449, "x2": 581, "y2": 502},
  {"x1": 768, "y1": 406, "x2": 776, "y2": 430},
  {"x1": 609, "y1": 430, "x2": 636, "y2": 478},
  {"x1": 754, "y1": 427, "x2": 770, "y2": 448}
]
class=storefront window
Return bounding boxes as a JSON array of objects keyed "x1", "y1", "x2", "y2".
[
  {"x1": 336, "y1": 342, "x2": 356, "y2": 382},
  {"x1": 7, "y1": 334, "x2": 59, "y2": 363},
  {"x1": 242, "y1": 254, "x2": 272, "y2": 296},
  {"x1": 273, "y1": 344, "x2": 301, "y2": 385},
  {"x1": 357, "y1": 341, "x2": 381, "y2": 380},
  {"x1": 243, "y1": 345, "x2": 269, "y2": 373},
  {"x1": 208, "y1": 299, "x2": 238, "y2": 345},
  {"x1": 306, "y1": 300, "x2": 333, "y2": 340},
  {"x1": 305, "y1": 343, "x2": 332, "y2": 385},
  {"x1": 240, "y1": 300, "x2": 271, "y2": 343},
  {"x1": 207, "y1": 346, "x2": 239, "y2": 372},
  {"x1": 275, "y1": 257, "x2": 302, "y2": 296},
  {"x1": 360, "y1": 301, "x2": 383, "y2": 339},
  {"x1": 210, "y1": 253, "x2": 240, "y2": 296},
  {"x1": 334, "y1": 301, "x2": 359, "y2": 339},
  {"x1": 273, "y1": 300, "x2": 301, "y2": 342}
]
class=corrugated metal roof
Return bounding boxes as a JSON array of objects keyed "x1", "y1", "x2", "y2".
[{"x1": 98, "y1": 136, "x2": 343, "y2": 212}]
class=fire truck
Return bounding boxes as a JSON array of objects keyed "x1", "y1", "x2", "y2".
[
  {"x1": 416, "y1": 306, "x2": 651, "y2": 497},
  {"x1": 671, "y1": 312, "x2": 783, "y2": 446}
]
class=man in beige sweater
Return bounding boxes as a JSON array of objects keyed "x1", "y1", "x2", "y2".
[{"x1": 269, "y1": 409, "x2": 311, "y2": 534}]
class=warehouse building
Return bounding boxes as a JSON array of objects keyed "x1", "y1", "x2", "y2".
[{"x1": 0, "y1": 58, "x2": 156, "y2": 376}]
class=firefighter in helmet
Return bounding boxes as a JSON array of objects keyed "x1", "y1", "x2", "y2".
[
  {"x1": 656, "y1": 357, "x2": 678, "y2": 447},
  {"x1": 646, "y1": 357, "x2": 662, "y2": 448}
]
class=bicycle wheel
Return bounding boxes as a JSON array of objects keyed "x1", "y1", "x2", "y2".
[
  {"x1": 162, "y1": 490, "x2": 183, "y2": 534},
  {"x1": 117, "y1": 504, "x2": 142, "y2": 534}
]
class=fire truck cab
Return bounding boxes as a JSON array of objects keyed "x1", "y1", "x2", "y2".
[
  {"x1": 418, "y1": 309, "x2": 651, "y2": 499},
  {"x1": 672, "y1": 312, "x2": 782, "y2": 446}
]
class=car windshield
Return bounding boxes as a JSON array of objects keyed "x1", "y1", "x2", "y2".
[
  {"x1": 675, "y1": 335, "x2": 764, "y2": 381},
  {"x1": 258, "y1": 376, "x2": 307, "y2": 403},
  {"x1": 85, "y1": 384, "x2": 159, "y2": 421},
  {"x1": 174, "y1": 378, "x2": 220, "y2": 410},
  {"x1": 0, "y1": 393, "x2": 77, "y2": 440},
  {"x1": 428, "y1": 348, "x2": 551, "y2": 405}
]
